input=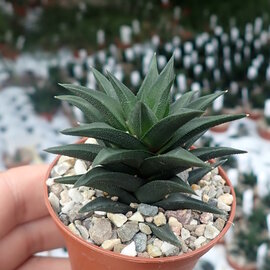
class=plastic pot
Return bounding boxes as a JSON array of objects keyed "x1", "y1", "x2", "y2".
[
  {"x1": 226, "y1": 253, "x2": 257, "y2": 270},
  {"x1": 258, "y1": 126, "x2": 270, "y2": 140},
  {"x1": 44, "y1": 148, "x2": 236, "y2": 270}
]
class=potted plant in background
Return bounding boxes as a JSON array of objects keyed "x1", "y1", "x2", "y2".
[
  {"x1": 226, "y1": 207, "x2": 269, "y2": 270},
  {"x1": 44, "y1": 56, "x2": 246, "y2": 270},
  {"x1": 258, "y1": 99, "x2": 270, "y2": 140}
]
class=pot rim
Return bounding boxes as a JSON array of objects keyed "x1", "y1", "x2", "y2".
[{"x1": 44, "y1": 138, "x2": 236, "y2": 263}]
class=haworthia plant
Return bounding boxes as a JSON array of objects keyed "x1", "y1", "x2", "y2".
[{"x1": 46, "y1": 55, "x2": 246, "y2": 247}]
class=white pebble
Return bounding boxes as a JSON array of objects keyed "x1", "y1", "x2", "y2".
[
  {"x1": 46, "y1": 178, "x2": 55, "y2": 186},
  {"x1": 68, "y1": 188, "x2": 83, "y2": 203},
  {"x1": 181, "y1": 228, "x2": 191, "y2": 240},
  {"x1": 62, "y1": 201, "x2": 75, "y2": 214},
  {"x1": 74, "y1": 160, "x2": 87, "y2": 175},
  {"x1": 52, "y1": 162, "x2": 72, "y2": 176},
  {"x1": 129, "y1": 212, "x2": 144, "y2": 222},
  {"x1": 107, "y1": 213, "x2": 127, "y2": 227},
  {"x1": 48, "y1": 192, "x2": 60, "y2": 213},
  {"x1": 121, "y1": 241, "x2": 137, "y2": 257}
]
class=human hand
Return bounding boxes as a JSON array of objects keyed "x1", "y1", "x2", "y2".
[{"x1": 0, "y1": 165, "x2": 71, "y2": 270}]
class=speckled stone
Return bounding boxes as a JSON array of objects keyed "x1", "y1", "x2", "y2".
[
  {"x1": 117, "y1": 222, "x2": 139, "y2": 242},
  {"x1": 147, "y1": 244, "x2": 162, "y2": 257},
  {"x1": 102, "y1": 239, "x2": 121, "y2": 251},
  {"x1": 89, "y1": 218, "x2": 112, "y2": 245},
  {"x1": 153, "y1": 212, "x2": 166, "y2": 226},
  {"x1": 204, "y1": 224, "x2": 220, "y2": 240},
  {"x1": 134, "y1": 232, "x2": 147, "y2": 252},
  {"x1": 138, "y1": 204, "x2": 158, "y2": 217},
  {"x1": 139, "y1": 223, "x2": 152, "y2": 235},
  {"x1": 165, "y1": 209, "x2": 192, "y2": 225},
  {"x1": 107, "y1": 213, "x2": 128, "y2": 227}
]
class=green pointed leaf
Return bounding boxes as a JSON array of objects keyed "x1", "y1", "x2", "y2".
[
  {"x1": 62, "y1": 122, "x2": 146, "y2": 150},
  {"x1": 184, "y1": 131, "x2": 207, "y2": 149},
  {"x1": 191, "y1": 147, "x2": 247, "y2": 161},
  {"x1": 161, "y1": 114, "x2": 246, "y2": 152},
  {"x1": 155, "y1": 193, "x2": 225, "y2": 215},
  {"x1": 74, "y1": 167, "x2": 143, "y2": 192},
  {"x1": 59, "y1": 84, "x2": 126, "y2": 130},
  {"x1": 147, "y1": 223, "x2": 181, "y2": 248},
  {"x1": 187, "y1": 91, "x2": 227, "y2": 110},
  {"x1": 54, "y1": 175, "x2": 82, "y2": 185},
  {"x1": 56, "y1": 95, "x2": 102, "y2": 122},
  {"x1": 188, "y1": 160, "x2": 227, "y2": 185},
  {"x1": 127, "y1": 102, "x2": 158, "y2": 138},
  {"x1": 79, "y1": 197, "x2": 133, "y2": 214},
  {"x1": 107, "y1": 72, "x2": 137, "y2": 115},
  {"x1": 137, "y1": 54, "x2": 159, "y2": 100},
  {"x1": 140, "y1": 148, "x2": 209, "y2": 177},
  {"x1": 141, "y1": 109, "x2": 203, "y2": 151},
  {"x1": 142, "y1": 56, "x2": 175, "y2": 110},
  {"x1": 92, "y1": 148, "x2": 153, "y2": 169},
  {"x1": 152, "y1": 78, "x2": 174, "y2": 119},
  {"x1": 92, "y1": 68, "x2": 118, "y2": 99},
  {"x1": 135, "y1": 180, "x2": 195, "y2": 203},
  {"x1": 170, "y1": 91, "x2": 196, "y2": 114},
  {"x1": 93, "y1": 184, "x2": 138, "y2": 204},
  {"x1": 45, "y1": 144, "x2": 102, "y2": 161}
]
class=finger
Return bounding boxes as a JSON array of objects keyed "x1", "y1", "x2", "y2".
[
  {"x1": 0, "y1": 164, "x2": 50, "y2": 238},
  {"x1": 0, "y1": 216, "x2": 66, "y2": 270},
  {"x1": 17, "y1": 256, "x2": 71, "y2": 270}
]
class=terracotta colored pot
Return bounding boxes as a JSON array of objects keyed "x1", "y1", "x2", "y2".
[
  {"x1": 258, "y1": 126, "x2": 270, "y2": 140},
  {"x1": 244, "y1": 109, "x2": 263, "y2": 121},
  {"x1": 227, "y1": 254, "x2": 257, "y2": 270},
  {"x1": 44, "y1": 143, "x2": 236, "y2": 270}
]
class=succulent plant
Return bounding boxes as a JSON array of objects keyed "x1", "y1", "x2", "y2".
[{"x1": 46, "y1": 55, "x2": 246, "y2": 246}]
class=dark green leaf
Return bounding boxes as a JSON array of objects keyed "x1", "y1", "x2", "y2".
[
  {"x1": 161, "y1": 114, "x2": 246, "y2": 152},
  {"x1": 155, "y1": 193, "x2": 225, "y2": 215},
  {"x1": 170, "y1": 91, "x2": 196, "y2": 114},
  {"x1": 147, "y1": 223, "x2": 181, "y2": 248},
  {"x1": 137, "y1": 54, "x2": 159, "y2": 100},
  {"x1": 142, "y1": 56, "x2": 175, "y2": 110},
  {"x1": 127, "y1": 101, "x2": 158, "y2": 138},
  {"x1": 79, "y1": 197, "x2": 133, "y2": 213},
  {"x1": 152, "y1": 79, "x2": 174, "y2": 119},
  {"x1": 191, "y1": 147, "x2": 247, "y2": 161},
  {"x1": 187, "y1": 91, "x2": 227, "y2": 111},
  {"x1": 141, "y1": 109, "x2": 203, "y2": 151},
  {"x1": 74, "y1": 167, "x2": 143, "y2": 192},
  {"x1": 188, "y1": 160, "x2": 227, "y2": 185},
  {"x1": 140, "y1": 147, "x2": 209, "y2": 177},
  {"x1": 45, "y1": 144, "x2": 102, "y2": 161},
  {"x1": 54, "y1": 175, "x2": 82, "y2": 185},
  {"x1": 107, "y1": 72, "x2": 137, "y2": 115},
  {"x1": 62, "y1": 122, "x2": 146, "y2": 150},
  {"x1": 92, "y1": 68, "x2": 118, "y2": 99},
  {"x1": 92, "y1": 148, "x2": 153, "y2": 169},
  {"x1": 135, "y1": 180, "x2": 195, "y2": 203},
  {"x1": 184, "y1": 131, "x2": 207, "y2": 149},
  {"x1": 59, "y1": 84, "x2": 126, "y2": 130},
  {"x1": 55, "y1": 95, "x2": 102, "y2": 122}
]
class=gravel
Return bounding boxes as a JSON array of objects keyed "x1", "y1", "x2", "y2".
[{"x1": 47, "y1": 154, "x2": 231, "y2": 258}]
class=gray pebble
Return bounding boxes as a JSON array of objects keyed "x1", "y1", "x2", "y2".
[
  {"x1": 117, "y1": 221, "x2": 139, "y2": 242},
  {"x1": 138, "y1": 204, "x2": 158, "y2": 217},
  {"x1": 134, "y1": 232, "x2": 147, "y2": 252}
]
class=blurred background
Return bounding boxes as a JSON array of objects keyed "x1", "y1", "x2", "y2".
[{"x1": 0, "y1": 0, "x2": 270, "y2": 269}]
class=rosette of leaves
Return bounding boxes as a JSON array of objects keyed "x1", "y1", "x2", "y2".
[{"x1": 46, "y1": 55, "x2": 246, "y2": 247}]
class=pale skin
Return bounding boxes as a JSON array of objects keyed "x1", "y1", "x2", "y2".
[{"x1": 0, "y1": 165, "x2": 71, "y2": 270}]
